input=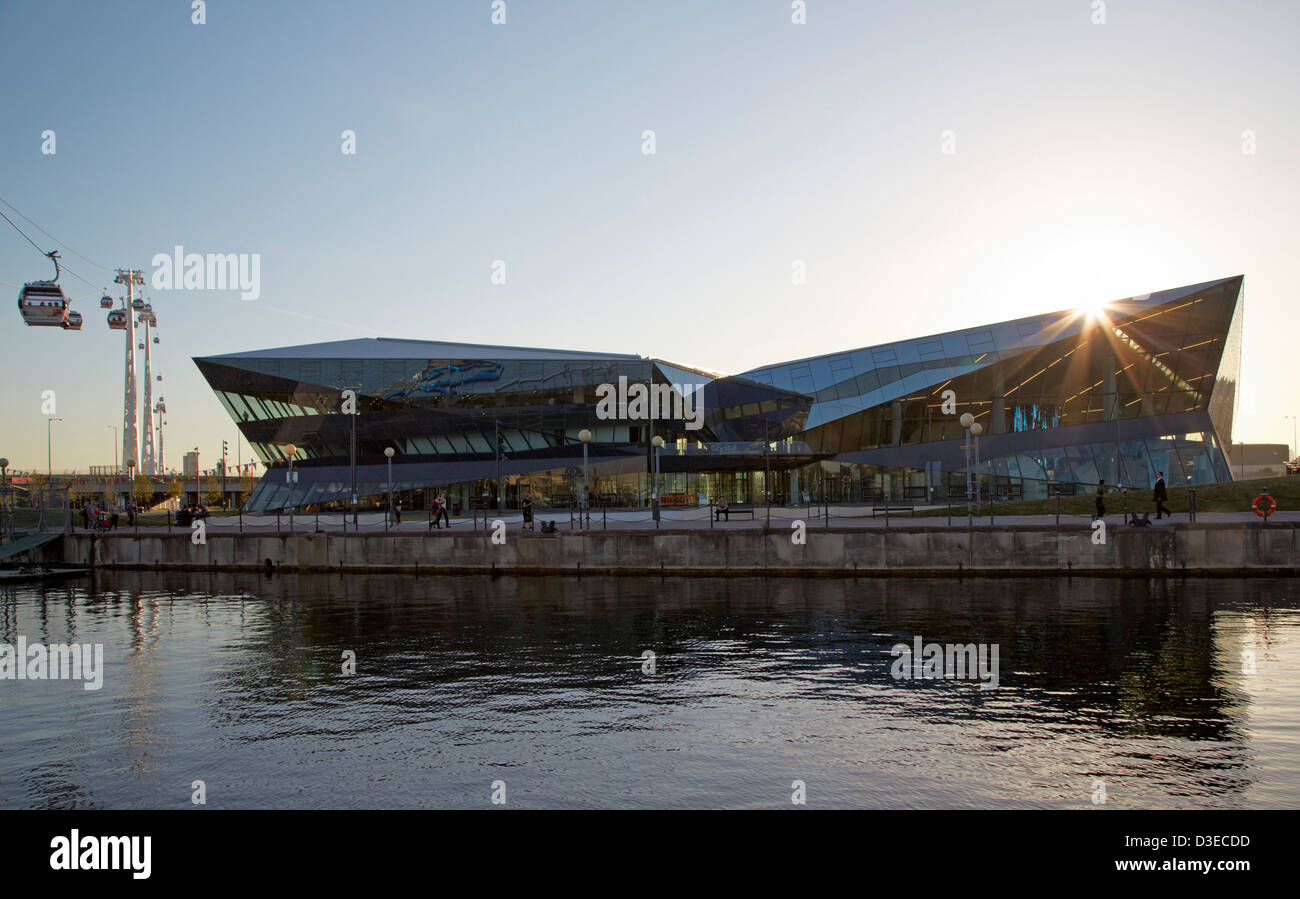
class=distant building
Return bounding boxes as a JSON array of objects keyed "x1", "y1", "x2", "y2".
[
  {"x1": 182, "y1": 451, "x2": 199, "y2": 476},
  {"x1": 1227, "y1": 443, "x2": 1291, "y2": 481},
  {"x1": 194, "y1": 275, "x2": 1245, "y2": 512}
]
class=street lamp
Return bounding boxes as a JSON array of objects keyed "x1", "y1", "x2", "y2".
[
  {"x1": 1286, "y1": 415, "x2": 1298, "y2": 463},
  {"x1": 959, "y1": 413, "x2": 975, "y2": 522},
  {"x1": 578, "y1": 428, "x2": 591, "y2": 528},
  {"x1": 193, "y1": 447, "x2": 201, "y2": 510},
  {"x1": 47, "y1": 417, "x2": 63, "y2": 476},
  {"x1": 651, "y1": 435, "x2": 664, "y2": 522},
  {"x1": 285, "y1": 444, "x2": 298, "y2": 531},
  {"x1": 0, "y1": 458, "x2": 8, "y2": 542},
  {"x1": 384, "y1": 446, "x2": 395, "y2": 529},
  {"x1": 970, "y1": 421, "x2": 983, "y2": 516}
]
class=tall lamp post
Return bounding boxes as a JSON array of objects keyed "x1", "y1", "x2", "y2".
[
  {"x1": 0, "y1": 458, "x2": 8, "y2": 542},
  {"x1": 193, "y1": 447, "x2": 201, "y2": 510},
  {"x1": 971, "y1": 421, "x2": 983, "y2": 515},
  {"x1": 47, "y1": 417, "x2": 63, "y2": 476},
  {"x1": 579, "y1": 428, "x2": 591, "y2": 528},
  {"x1": 126, "y1": 458, "x2": 135, "y2": 511},
  {"x1": 384, "y1": 446, "x2": 395, "y2": 529},
  {"x1": 960, "y1": 413, "x2": 975, "y2": 523},
  {"x1": 1286, "y1": 415, "x2": 1298, "y2": 463},
  {"x1": 651, "y1": 435, "x2": 663, "y2": 522},
  {"x1": 285, "y1": 444, "x2": 298, "y2": 531}
]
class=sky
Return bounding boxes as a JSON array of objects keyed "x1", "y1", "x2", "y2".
[{"x1": 1, "y1": 0, "x2": 1297, "y2": 472}]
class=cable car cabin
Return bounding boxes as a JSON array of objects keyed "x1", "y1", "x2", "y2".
[
  {"x1": 107, "y1": 310, "x2": 128, "y2": 329},
  {"x1": 17, "y1": 281, "x2": 69, "y2": 326},
  {"x1": 62, "y1": 311, "x2": 83, "y2": 330},
  {"x1": 99, "y1": 295, "x2": 113, "y2": 309},
  {"x1": 131, "y1": 298, "x2": 145, "y2": 311},
  {"x1": 153, "y1": 336, "x2": 159, "y2": 343},
  {"x1": 137, "y1": 342, "x2": 144, "y2": 349}
]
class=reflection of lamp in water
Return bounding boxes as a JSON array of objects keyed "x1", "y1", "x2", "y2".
[{"x1": 285, "y1": 444, "x2": 298, "y2": 531}]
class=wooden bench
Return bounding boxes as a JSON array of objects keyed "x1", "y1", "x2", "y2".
[
  {"x1": 714, "y1": 503, "x2": 755, "y2": 520},
  {"x1": 872, "y1": 499, "x2": 915, "y2": 517}
]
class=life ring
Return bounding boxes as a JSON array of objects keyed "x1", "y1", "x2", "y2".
[{"x1": 1252, "y1": 494, "x2": 1277, "y2": 518}]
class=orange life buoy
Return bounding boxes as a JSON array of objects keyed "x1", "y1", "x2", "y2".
[{"x1": 1252, "y1": 494, "x2": 1277, "y2": 518}]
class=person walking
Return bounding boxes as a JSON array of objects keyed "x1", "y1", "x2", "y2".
[
  {"x1": 394, "y1": 502, "x2": 402, "y2": 525},
  {"x1": 80, "y1": 503, "x2": 89, "y2": 531},
  {"x1": 1094, "y1": 479, "x2": 1107, "y2": 521},
  {"x1": 522, "y1": 493, "x2": 534, "y2": 531},
  {"x1": 1153, "y1": 471, "x2": 1169, "y2": 520},
  {"x1": 435, "y1": 491, "x2": 450, "y2": 528}
]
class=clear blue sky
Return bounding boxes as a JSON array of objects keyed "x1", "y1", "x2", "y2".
[{"x1": 2, "y1": 0, "x2": 1297, "y2": 471}]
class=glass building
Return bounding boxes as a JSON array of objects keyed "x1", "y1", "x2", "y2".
[{"x1": 194, "y1": 275, "x2": 1243, "y2": 511}]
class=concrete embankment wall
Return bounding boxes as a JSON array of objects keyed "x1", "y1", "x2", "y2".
[{"x1": 35, "y1": 524, "x2": 1300, "y2": 576}]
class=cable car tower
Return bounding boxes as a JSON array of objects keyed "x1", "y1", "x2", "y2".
[
  {"x1": 154, "y1": 396, "x2": 166, "y2": 474},
  {"x1": 138, "y1": 301, "x2": 159, "y2": 475},
  {"x1": 111, "y1": 268, "x2": 145, "y2": 473}
]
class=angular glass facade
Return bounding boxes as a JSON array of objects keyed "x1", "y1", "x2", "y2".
[{"x1": 195, "y1": 276, "x2": 1243, "y2": 510}]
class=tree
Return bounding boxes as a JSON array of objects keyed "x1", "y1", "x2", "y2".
[{"x1": 132, "y1": 474, "x2": 153, "y2": 508}]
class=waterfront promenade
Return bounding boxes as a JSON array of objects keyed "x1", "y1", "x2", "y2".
[
  {"x1": 40, "y1": 504, "x2": 1300, "y2": 535},
  {"x1": 28, "y1": 516, "x2": 1300, "y2": 578}
]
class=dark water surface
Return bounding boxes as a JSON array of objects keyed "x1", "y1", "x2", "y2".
[{"x1": 1, "y1": 572, "x2": 1297, "y2": 809}]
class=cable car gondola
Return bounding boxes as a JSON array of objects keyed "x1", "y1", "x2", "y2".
[
  {"x1": 62, "y1": 311, "x2": 83, "y2": 331},
  {"x1": 17, "y1": 251, "x2": 69, "y2": 327},
  {"x1": 131, "y1": 298, "x2": 145, "y2": 311},
  {"x1": 99, "y1": 294, "x2": 113, "y2": 309},
  {"x1": 107, "y1": 309, "x2": 128, "y2": 330},
  {"x1": 138, "y1": 342, "x2": 144, "y2": 349},
  {"x1": 153, "y1": 336, "x2": 159, "y2": 344}
]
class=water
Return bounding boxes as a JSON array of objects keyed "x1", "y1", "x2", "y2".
[{"x1": 1, "y1": 572, "x2": 1297, "y2": 809}]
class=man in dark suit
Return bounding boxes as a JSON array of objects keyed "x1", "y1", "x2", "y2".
[{"x1": 1153, "y1": 471, "x2": 1169, "y2": 519}]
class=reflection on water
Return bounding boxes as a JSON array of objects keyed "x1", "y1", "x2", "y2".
[{"x1": 1, "y1": 573, "x2": 1297, "y2": 809}]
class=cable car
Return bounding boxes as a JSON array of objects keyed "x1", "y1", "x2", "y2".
[
  {"x1": 153, "y1": 336, "x2": 159, "y2": 344},
  {"x1": 138, "y1": 342, "x2": 144, "y2": 349},
  {"x1": 131, "y1": 298, "x2": 145, "y2": 311},
  {"x1": 107, "y1": 310, "x2": 128, "y2": 330},
  {"x1": 17, "y1": 252, "x2": 69, "y2": 327},
  {"x1": 156, "y1": 374, "x2": 162, "y2": 381},
  {"x1": 99, "y1": 294, "x2": 113, "y2": 309},
  {"x1": 143, "y1": 303, "x2": 152, "y2": 312},
  {"x1": 62, "y1": 311, "x2": 84, "y2": 331}
]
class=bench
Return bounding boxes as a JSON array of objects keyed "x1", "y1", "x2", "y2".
[
  {"x1": 714, "y1": 503, "x2": 755, "y2": 520},
  {"x1": 872, "y1": 499, "x2": 915, "y2": 517}
]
